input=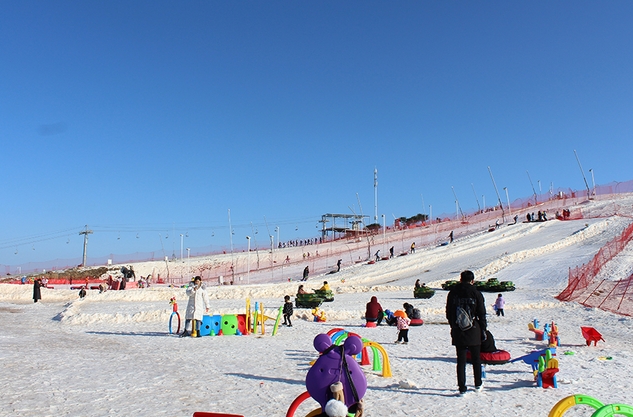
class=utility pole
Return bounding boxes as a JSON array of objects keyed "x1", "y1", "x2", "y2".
[
  {"x1": 451, "y1": 186, "x2": 465, "y2": 221},
  {"x1": 471, "y1": 183, "x2": 481, "y2": 212},
  {"x1": 374, "y1": 168, "x2": 378, "y2": 224},
  {"x1": 79, "y1": 225, "x2": 93, "y2": 267},
  {"x1": 573, "y1": 150, "x2": 592, "y2": 198},
  {"x1": 589, "y1": 169, "x2": 596, "y2": 197},
  {"x1": 487, "y1": 166, "x2": 505, "y2": 222},
  {"x1": 228, "y1": 209, "x2": 235, "y2": 282},
  {"x1": 526, "y1": 170, "x2": 538, "y2": 205},
  {"x1": 246, "y1": 236, "x2": 251, "y2": 284},
  {"x1": 504, "y1": 187, "x2": 512, "y2": 216}
]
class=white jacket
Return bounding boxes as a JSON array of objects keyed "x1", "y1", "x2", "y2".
[{"x1": 185, "y1": 284, "x2": 211, "y2": 321}]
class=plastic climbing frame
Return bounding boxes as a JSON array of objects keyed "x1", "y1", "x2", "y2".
[{"x1": 548, "y1": 394, "x2": 633, "y2": 417}]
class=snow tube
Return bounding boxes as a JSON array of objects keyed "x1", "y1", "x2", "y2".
[
  {"x1": 466, "y1": 350, "x2": 511, "y2": 365},
  {"x1": 410, "y1": 318, "x2": 424, "y2": 326}
]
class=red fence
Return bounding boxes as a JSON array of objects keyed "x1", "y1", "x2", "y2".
[
  {"x1": 4, "y1": 180, "x2": 633, "y2": 281},
  {"x1": 556, "y1": 221, "x2": 633, "y2": 316}
]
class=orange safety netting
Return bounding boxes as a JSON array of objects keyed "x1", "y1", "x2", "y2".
[
  {"x1": 5, "y1": 180, "x2": 633, "y2": 288},
  {"x1": 556, "y1": 222, "x2": 633, "y2": 316}
]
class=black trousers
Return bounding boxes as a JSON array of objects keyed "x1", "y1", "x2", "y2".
[
  {"x1": 397, "y1": 329, "x2": 409, "y2": 343},
  {"x1": 456, "y1": 345, "x2": 482, "y2": 392}
]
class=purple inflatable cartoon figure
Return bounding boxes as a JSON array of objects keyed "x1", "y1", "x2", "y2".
[{"x1": 306, "y1": 333, "x2": 367, "y2": 416}]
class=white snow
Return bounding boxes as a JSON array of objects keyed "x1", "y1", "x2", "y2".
[{"x1": 2, "y1": 195, "x2": 633, "y2": 417}]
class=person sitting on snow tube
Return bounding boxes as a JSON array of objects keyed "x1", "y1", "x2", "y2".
[
  {"x1": 403, "y1": 303, "x2": 414, "y2": 319},
  {"x1": 365, "y1": 296, "x2": 384, "y2": 325},
  {"x1": 468, "y1": 330, "x2": 511, "y2": 364},
  {"x1": 481, "y1": 330, "x2": 497, "y2": 353},
  {"x1": 403, "y1": 302, "x2": 421, "y2": 319},
  {"x1": 383, "y1": 309, "x2": 397, "y2": 326},
  {"x1": 403, "y1": 302, "x2": 423, "y2": 325}
]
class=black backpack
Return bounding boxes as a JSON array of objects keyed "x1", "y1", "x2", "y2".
[{"x1": 455, "y1": 298, "x2": 476, "y2": 331}]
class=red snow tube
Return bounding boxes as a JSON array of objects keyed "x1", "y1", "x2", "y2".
[
  {"x1": 466, "y1": 350, "x2": 511, "y2": 365},
  {"x1": 410, "y1": 318, "x2": 424, "y2": 326}
]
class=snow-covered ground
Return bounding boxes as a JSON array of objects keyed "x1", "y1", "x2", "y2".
[{"x1": 2, "y1": 196, "x2": 633, "y2": 417}]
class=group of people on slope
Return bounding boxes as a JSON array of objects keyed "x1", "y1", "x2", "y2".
[
  {"x1": 414, "y1": 279, "x2": 429, "y2": 289},
  {"x1": 526, "y1": 210, "x2": 548, "y2": 222},
  {"x1": 364, "y1": 296, "x2": 421, "y2": 325},
  {"x1": 374, "y1": 243, "x2": 414, "y2": 262},
  {"x1": 364, "y1": 270, "x2": 507, "y2": 395},
  {"x1": 365, "y1": 296, "x2": 416, "y2": 344},
  {"x1": 296, "y1": 281, "x2": 330, "y2": 295}
]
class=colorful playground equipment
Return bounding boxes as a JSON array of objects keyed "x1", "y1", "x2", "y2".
[
  {"x1": 545, "y1": 322, "x2": 561, "y2": 347},
  {"x1": 511, "y1": 347, "x2": 559, "y2": 388},
  {"x1": 528, "y1": 319, "x2": 545, "y2": 340},
  {"x1": 169, "y1": 298, "x2": 283, "y2": 337},
  {"x1": 537, "y1": 348, "x2": 559, "y2": 388},
  {"x1": 169, "y1": 297, "x2": 181, "y2": 335},
  {"x1": 287, "y1": 333, "x2": 367, "y2": 417},
  {"x1": 528, "y1": 319, "x2": 561, "y2": 347},
  {"x1": 326, "y1": 328, "x2": 392, "y2": 378},
  {"x1": 581, "y1": 326, "x2": 605, "y2": 346},
  {"x1": 312, "y1": 307, "x2": 327, "y2": 322},
  {"x1": 548, "y1": 394, "x2": 633, "y2": 417}
]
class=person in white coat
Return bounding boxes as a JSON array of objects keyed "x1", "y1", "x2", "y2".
[{"x1": 181, "y1": 276, "x2": 210, "y2": 337}]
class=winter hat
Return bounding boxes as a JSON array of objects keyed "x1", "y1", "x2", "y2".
[{"x1": 394, "y1": 310, "x2": 407, "y2": 319}]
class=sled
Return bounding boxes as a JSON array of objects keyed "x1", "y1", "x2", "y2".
[
  {"x1": 314, "y1": 289, "x2": 334, "y2": 302},
  {"x1": 441, "y1": 280, "x2": 458, "y2": 290},
  {"x1": 413, "y1": 287, "x2": 435, "y2": 299},
  {"x1": 295, "y1": 294, "x2": 324, "y2": 309}
]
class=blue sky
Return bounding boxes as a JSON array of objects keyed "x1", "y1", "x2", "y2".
[{"x1": 1, "y1": 1, "x2": 632, "y2": 269}]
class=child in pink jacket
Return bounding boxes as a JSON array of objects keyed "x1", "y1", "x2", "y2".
[{"x1": 395, "y1": 314, "x2": 411, "y2": 344}]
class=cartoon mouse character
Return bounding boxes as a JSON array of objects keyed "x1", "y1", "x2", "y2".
[{"x1": 306, "y1": 333, "x2": 367, "y2": 416}]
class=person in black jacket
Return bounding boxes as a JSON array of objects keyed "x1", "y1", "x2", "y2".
[
  {"x1": 32, "y1": 278, "x2": 42, "y2": 303},
  {"x1": 445, "y1": 270, "x2": 487, "y2": 395},
  {"x1": 302, "y1": 266, "x2": 309, "y2": 281},
  {"x1": 282, "y1": 295, "x2": 294, "y2": 327}
]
